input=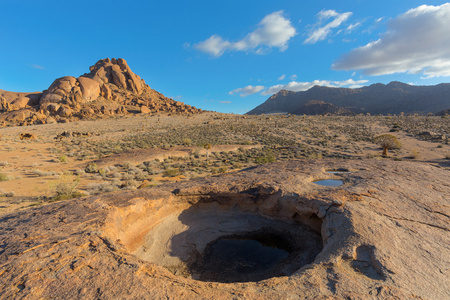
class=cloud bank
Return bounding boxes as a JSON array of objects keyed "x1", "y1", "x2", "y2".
[
  {"x1": 229, "y1": 79, "x2": 368, "y2": 97},
  {"x1": 304, "y1": 10, "x2": 353, "y2": 44},
  {"x1": 333, "y1": 3, "x2": 450, "y2": 77},
  {"x1": 195, "y1": 11, "x2": 297, "y2": 57},
  {"x1": 261, "y1": 79, "x2": 368, "y2": 95}
]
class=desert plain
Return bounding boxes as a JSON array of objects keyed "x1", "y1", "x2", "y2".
[{"x1": 0, "y1": 110, "x2": 449, "y2": 299}]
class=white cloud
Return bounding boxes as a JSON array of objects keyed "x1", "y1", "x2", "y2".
[
  {"x1": 194, "y1": 11, "x2": 297, "y2": 57},
  {"x1": 333, "y1": 3, "x2": 450, "y2": 78},
  {"x1": 229, "y1": 85, "x2": 265, "y2": 97},
  {"x1": 31, "y1": 64, "x2": 44, "y2": 70},
  {"x1": 346, "y1": 22, "x2": 361, "y2": 33},
  {"x1": 290, "y1": 74, "x2": 298, "y2": 80},
  {"x1": 195, "y1": 35, "x2": 231, "y2": 57},
  {"x1": 304, "y1": 10, "x2": 353, "y2": 44},
  {"x1": 219, "y1": 101, "x2": 231, "y2": 104},
  {"x1": 261, "y1": 79, "x2": 369, "y2": 95},
  {"x1": 278, "y1": 74, "x2": 286, "y2": 80}
]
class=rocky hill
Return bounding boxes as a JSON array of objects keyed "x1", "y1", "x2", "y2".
[
  {"x1": 247, "y1": 81, "x2": 450, "y2": 115},
  {"x1": 0, "y1": 58, "x2": 202, "y2": 126}
]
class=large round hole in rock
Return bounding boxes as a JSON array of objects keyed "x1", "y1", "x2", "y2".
[{"x1": 130, "y1": 202, "x2": 323, "y2": 283}]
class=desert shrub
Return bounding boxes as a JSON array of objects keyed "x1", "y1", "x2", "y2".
[
  {"x1": 164, "y1": 168, "x2": 179, "y2": 177},
  {"x1": 2, "y1": 191, "x2": 15, "y2": 197},
  {"x1": 87, "y1": 182, "x2": 119, "y2": 195},
  {"x1": 409, "y1": 149, "x2": 420, "y2": 159},
  {"x1": 75, "y1": 169, "x2": 86, "y2": 176},
  {"x1": 32, "y1": 169, "x2": 58, "y2": 177},
  {"x1": 58, "y1": 155, "x2": 68, "y2": 163},
  {"x1": 0, "y1": 161, "x2": 9, "y2": 167},
  {"x1": 98, "y1": 168, "x2": 106, "y2": 177},
  {"x1": 0, "y1": 173, "x2": 10, "y2": 181},
  {"x1": 122, "y1": 161, "x2": 133, "y2": 170},
  {"x1": 254, "y1": 151, "x2": 276, "y2": 164},
  {"x1": 183, "y1": 138, "x2": 192, "y2": 146},
  {"x1": 85, "y1": 163, "x2": 98, "y2": 173},
  {"x1": 53, "y1": 175, "x2": 83, "y2": 201},
  {"x1": 218, "y1": 166, "x2": 228, "y2": 173}
]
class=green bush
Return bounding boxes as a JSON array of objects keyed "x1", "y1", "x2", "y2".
[
  {"x1": 164, "y1": 168, "x2": 179, "y2": 177},
  {"x1": 254, "y1": 152, "x2": 276, "y2": 164},
  {"x1": 0, "y1": 173, "x2": 9, "y2": 181},
  {"x1": 53, "y1": 175, "x2": 83, "y2": 201},
  {"x1": 85, "y1": 163, "x2": 98, "y2": 173}
]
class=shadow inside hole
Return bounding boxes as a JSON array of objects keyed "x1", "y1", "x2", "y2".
[{"x1": 163, "y1": 203, "x2": 323, "y2": 283}]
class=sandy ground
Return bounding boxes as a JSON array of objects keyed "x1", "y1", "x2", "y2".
[{"x1": 0, "y1": 113, "x2": 448, "y2": 216}]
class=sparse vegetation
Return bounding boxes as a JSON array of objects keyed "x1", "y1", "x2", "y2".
[
  {"x1": 85, "y1": 163, "x2": 98, "y2": 173},
  {"x1": 410, "y1": 149, "x2": 421, "y2": 159},
  {"x1": 0, "y1": 113, "x2": 449, "y2": 216},
  {"x1": 0, "y1": 173, "x2": 10, "y2": 181},
  {"x1": 53, "y1": 175, "x2": 83, "y2": 201}
]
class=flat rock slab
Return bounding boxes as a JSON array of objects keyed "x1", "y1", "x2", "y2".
[{"x1": 0, "y1": 159, "x2": 449, "y2": 299}]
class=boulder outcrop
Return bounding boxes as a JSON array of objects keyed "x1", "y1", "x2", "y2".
[
  {"x1": 1, "y1": 58, "x2": 202, "y2": 127},
  {"x1": 0, "y1": 160, "x2": 448, "y2": 299}
]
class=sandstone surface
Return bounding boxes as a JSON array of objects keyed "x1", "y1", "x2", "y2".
[{"x1": 0, "y1": 159, "x2": 448, "y2": 299}]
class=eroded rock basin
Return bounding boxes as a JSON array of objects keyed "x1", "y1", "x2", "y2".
[
  {"x1": 1, "y1": 160, "x2": 449, "y2": 299},
  {"x1": 132, "y1": 203, "x2": 323, "y2": 282}
]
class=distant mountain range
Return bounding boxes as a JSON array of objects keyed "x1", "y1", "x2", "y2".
[{"x1": 246, "y1": 82, "x2": 450, "y2": 115}]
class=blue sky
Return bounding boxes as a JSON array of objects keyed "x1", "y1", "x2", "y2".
[{"x1": 1, "y1": 0, "x2": 450, "y2": 114}]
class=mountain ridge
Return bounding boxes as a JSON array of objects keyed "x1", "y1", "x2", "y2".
[{"x1": 247, "y1": 82, "x2": 450, "y2": 115}]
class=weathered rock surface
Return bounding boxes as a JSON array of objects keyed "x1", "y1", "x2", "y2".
[
  {"x1": 0, "y1": 58, "x2": 202, "y2": 127},
  {"x1": 0, "y1": 90, "x2": 41, "y2": 112},
  {"x1": 0, "y1": 160, "x2": 448, "y2": 299}
]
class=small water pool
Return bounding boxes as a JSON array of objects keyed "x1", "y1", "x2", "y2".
[{"x1": 313, "y1": 179, "x2": 344, "y2": 187}]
